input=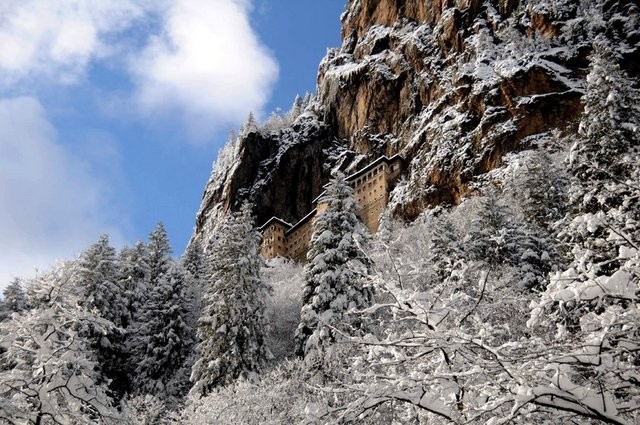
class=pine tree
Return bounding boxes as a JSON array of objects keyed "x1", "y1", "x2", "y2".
[
  {"x1": 182, "y1": 241, "x2": 205, "y2": 285},
  {"x1": 377, "y1": 210, "x2": 393, "y2": 247},
  {"x1": 78, "y1": 235, "x2": 127, "y2": 326},
  {"x1": 466, "y1": 190, "x2": 553, "y2": 289},
  {"x1": 239, "y1": 112, "x2": 259, "y2": 136},
  {"x1": 516, "y1": 228, "x2": 554, "y2": 291},
  {"x1": 302, "y1": 92, "x2": 313, "y2": 108},
  {"x1": 147, "y1": 223, "x2": 173, "y2": 284},
  {"x1": 180, "y1": 240, "x2": 205, "y2": 331},
  {"x1": 429, "y1": 216, "x2": 464, "y2": 284},
  {"x1": 564, "y1": 36, "x2": 640, "y2": 275},
  {"x1": 2, "y1": 278, "x2": 26, "y2": 314},
  {"x1": 294, "y1": 175, "x2": 373, "y2": 360},
  {"x1": 465, "y1": 190, "x2": 521, "y2": 267},
  {"x1": 543, "y1": 35, "x2": 640, "y2": 329},
  {"x1": 128, "y1": 225, "x2": 178, "y2": 397},
  {"x1": 526, "y1": 40, "x2": 640, "y2": 414},
  {"x1": 569, "y1": 36, "x2": 640, "y2": 213},
  {"x1": 287, "y1": 94, "x2": 304, "y2": 122},
  {"x1": 190, "y1": 204, "x2": 271, "y2": 396},
  {"x1": 116, "y1": 242, "x2": 150, "y2": 328},
  {"x1": 76, "y1": 235, "x2": 129, "y2": 398},
  {"x1": 504, "y1": 150, "x2": 567, "y2": 289},
  {"x1": 135, "y1": 263, "x2": 194, "y2": 398},
  {"x1": 509, "y1": 150, "x2": 568, "y2": 230}
]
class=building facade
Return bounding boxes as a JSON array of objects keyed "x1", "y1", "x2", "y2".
[{"x1": 259, "y1": 155, "x2": 403, "y2": 261}]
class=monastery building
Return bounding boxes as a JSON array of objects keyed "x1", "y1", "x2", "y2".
[{"x1": 259, "y1": 155, "x2": 404, "y2": 261}]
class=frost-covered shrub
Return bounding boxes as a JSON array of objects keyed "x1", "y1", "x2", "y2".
[
  {"x1": 263, "y1": 258, "x2": 304, "y2": 361},
  {"x1": 0, "y1": 262, "x2": 120, "y2": 424},
  {"x1": 121, "y1": 394, "x2": 173, "y2": 425},
  {"x1": 181, "y1": 360, "x2": 311, "y2": 425}
]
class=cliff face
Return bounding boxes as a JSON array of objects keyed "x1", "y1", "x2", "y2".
[{"x1": 191, "y1": 0, "x2": 639, "y2": 245}]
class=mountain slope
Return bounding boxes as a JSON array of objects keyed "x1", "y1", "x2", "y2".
[{"x1": 191, "y1": 0, "x2": 639, "y2": 244}]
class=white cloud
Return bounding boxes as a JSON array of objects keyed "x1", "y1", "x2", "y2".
[
  {"x1": 0, "y1": 0, "x2": 279, "y2": 140},
  {"x1": 0, "y1": 96, "x2": 126, "y2": 290},
  {"x1": 0, "y1": 0, "x2": 150, "y2": 86},
  {"x1": 130, "y1": 0, "x2": 279, "y2": 140}
]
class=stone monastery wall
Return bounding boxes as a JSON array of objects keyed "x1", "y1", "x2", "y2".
[{"x1": 259, "y1": 155, "x2": 403, "y2": 261}]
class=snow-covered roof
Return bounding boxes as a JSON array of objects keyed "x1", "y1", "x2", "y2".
[
  {"x1": 258, "y1": 216, "x2": 293, "y2": 231},
  {"x1": 286, "y1": 208, "x2": 318, "y2": 235},
  {"x1": 312, "y1": 190, "x2": 327, "y2": 205},
  {"x1": 346, "y1": 154, "x2": 404, "y2": 182}
]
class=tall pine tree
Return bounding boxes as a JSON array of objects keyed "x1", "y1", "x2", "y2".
[
  {"x1": 78, "y1": 235, "x2": 124, "y2": 325},
  {"x1": 294, "y1": 175, "x2": 373, "y2": 361},
  {"x1": 147, "y1": 222, "x2": 173, "y2": 285},
  {"x1": 116, "y1": 242, "x2": 150, "y2": 329},
  {"x1": 2, "y1": 278, "x2": 26, "y2": 315},
  {"x1": 135, "y1": 263, "x2": 194, "y2": 399},
  {"x1": 429, "y1": 216, "x2": 464, "y2": 285},
  {"x1": 465, "y1": 190, "x2": 521, "y2": 267},
  {"x1": 76, "y1": 235, "x2": 130, "y2": 397},
  {"x1": 569, "y1": 36, "x2": 640, "y2": 214},
  {"x1": 190, "y1": 204, "x2": 271, "y2": 396}
]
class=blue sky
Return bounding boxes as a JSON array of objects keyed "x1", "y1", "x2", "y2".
[{"x1": 0, "y1": 0, "x2": 346, "y2": 289}]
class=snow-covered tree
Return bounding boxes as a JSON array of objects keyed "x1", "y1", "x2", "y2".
[
  {"x1": 180, "y1": 240, "x2": 206, "y2": 345},
  {"x1": 316, "y1": 204, "x2": 639, "y2": 424},
  {"x1": 263, "y1": 258, "x2": 305, "y2": 361},
  {"x1": 560, "y1": 36, "x2": 640, "y2": 278},
  {"x1": 239, "y1": 112, "x2": 259, "y2": 136},
  {"x1": 302, "y1": 92, "x2": 313, "y2": 109},
  {"x1": 294, "y1": 175, "x2": 373, "y2": 364},
  {"x1": 78, "y1": 235, "x2": 127, "y2": 327},
  {"x1": 121, "y1": 394, "x2": 172, "y2": 425},
  {"x1": 182, "y1": 360, "x2": 311, "y2": 425},
  {"x1": 0, "y1": 262, "x2": 119, "y2": 424},
  {"x1": 376, "y1": 210, "x2": 393, "y2": 247},
  {"x1": 262, "y1": 109, "x2": 286, "y2": 133},
  {"x1": 521, "y1": 35, "x2": 640, "y2": 424},
  {"x1": 190, "y1": 204, "x2": 271, "y2": 396},
  {"x1": 465, "y1": 190, "x2": 522, "y2": 267},
  {"x1": 569, "y1": 36, "x2": 640, "y2": 214},
  {"x1": 181, "y1": 241, "x2": 205, "y2": 312},
  {"x1": 182, "y1": 241, "x2": 205, "y2": 285},
  {"x1": 429, "y1": 215, "x2": 464, "y2": 285},
  {"x1": 506, "y1": 149, "x2": 568, "y2": 230},
  {"x1": 287, "y1": 94, "x2": 304, "y2": 122},
  {"x1": 77, "y1": 235, "x2": 129, "y2": 397},
  {"x1": 1, "y1": 278, "x2": 26, "y2": 315},
  {"x1": 135, "y1": 263, "x2": 195, "y2": 400},
  {"x1": 116, "y1": 242, "x2": 150, "y2": 328},
  {"x1": 146, "y1": 222, "x2": 173, "y2": 285}
]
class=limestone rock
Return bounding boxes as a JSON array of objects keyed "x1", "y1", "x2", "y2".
[{"x1": 191, "y1": 0, "x2": 639, "y2": 245}]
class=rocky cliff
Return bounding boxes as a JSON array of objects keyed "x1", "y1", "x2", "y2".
[{"x1": 191, "y1": 0, "x2": 639, "y2": 245}]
